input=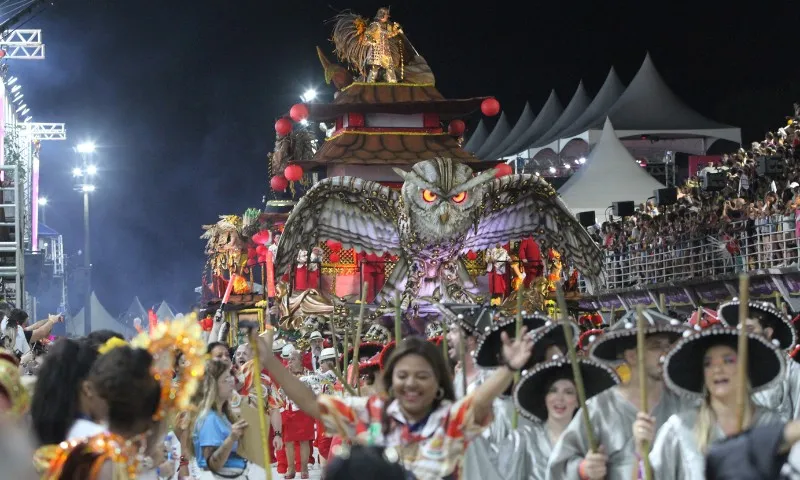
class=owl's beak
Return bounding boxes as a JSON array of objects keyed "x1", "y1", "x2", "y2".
[{"x1": 439, "y1": 212, "x2": 450, "y2": 224}]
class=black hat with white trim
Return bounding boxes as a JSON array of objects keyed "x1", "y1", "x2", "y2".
[
  {"x1": 474, "y1": 312, "x2": 548, "y2": 368},
  {"x1": 663, "y1": 326, "x2": 785, "y2": 399},
  {"x1": 436, "y1": 303, "x2": 498, "y2": 337},
  {"x1": 717, "y1": 299, "x2": 795, "y2": 350},
  {"x1": 514, "y1": 356, "x2": 620, "y2": 423},
  {"x1": 589, "y1": 309, "x2": 689, "y2": 362},
  {"x1": 527, "y1": 320, "x2": 581, "y2": 366}
]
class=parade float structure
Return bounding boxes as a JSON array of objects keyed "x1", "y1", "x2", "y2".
[{"x1": 267, "y1": 8, "x2": 604, "y2": 331}]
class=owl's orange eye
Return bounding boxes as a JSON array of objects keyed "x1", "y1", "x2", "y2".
[
  {"x1": 451, "y1": 192, "x2": 467, "y2": 204},
  {"x1": 422, "y1": 190, "x2": 437, "y2": 203}
]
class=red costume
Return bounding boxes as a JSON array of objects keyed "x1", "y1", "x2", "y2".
[
  {"x1": 518, "y1": 237, "x2": 543, "y2": 286},
  {"x1": 358, "y1": 252, "x2": 391, "y2": 303}
]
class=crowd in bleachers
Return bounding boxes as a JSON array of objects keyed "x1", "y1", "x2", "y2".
[{"x1": 590, "y1": 105, "x2": 800, "y2": 289}]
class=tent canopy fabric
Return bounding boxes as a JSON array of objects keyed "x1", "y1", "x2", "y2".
[
  {"x1": 485, "y1": 102, "x2": 536, "y2": 160},
  {"x1": 558, "y1": 117, "x2": 665, "y2": 222},
  {"x1": 463, "y1": 119, "x2": 488, "y2": 153},
  {"x1": 38, "y1": 224, "x2": 60, "y2": 237},
  {"x1": 474, "y1": 111, "x2": 510, "y2": 159},
  {"x1": 155, "y1": 301, "x2": 176, "y2": 322},
  {"x1": 585, "y1": 53, "x2": 739, "y2": 140},
  {"x1": 558, "y1": 67, "x2": 626, "y2": 140},
  {"x1": 67, "y1": 291, "x2": 137, "y2": 339},
  {"x1": 497, "y1": 90, "x2": 563, "y2": 158},
  {"x1": 533, "y1": 81, "x2": 592, "y2": 148}
]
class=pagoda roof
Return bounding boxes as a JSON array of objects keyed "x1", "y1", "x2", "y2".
[
  {"x1": 306, "y1": 131, "x2": 480, "y2": 166},
  {"x1": 306, "y1": 82, "x2": 488, "y2": 121}
]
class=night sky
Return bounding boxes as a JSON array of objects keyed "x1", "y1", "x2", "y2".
[{"x1": 10, "y1": 1, "x2": 800, "y2": 316}]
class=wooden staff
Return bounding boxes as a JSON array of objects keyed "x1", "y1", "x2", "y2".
[
  {"x1": 394, "y1": 294, "x2": 403, "y2": 348},
  {"x1": 441, "y1": 319, "x2": 450, "y2": 373},
  {"x1": 342, "y1": 328, "x2": 350, "y2": 386},
  {"x1": 458, "y1": 325, "x2": 467, "y2": 397},
  {"x1": 328, "y1": 317, "x2": 342, "y2": 377},
  {"x1": 775, "y1": 291, "x2": 782, "y2": 311},
  {"x1": 736, "y1": 274, "x2": 750, "y2": 432},
  {"x1": 511, "y1": 284, "x2": 524, "y2": 430},
  {"x1": 351, "y1": 282, "x2": 369, "y2": 395},
  {"x1": 248, "y1": 329, "x2": 273, "y2": 480},
  {"x1": 659, "y1": 293, "x2": 666, "y2": 314},
  {"x1": 556, "y1": 287, "x2": 597, "y2": 451},
  {"x1": 636, "y1": 305, "x2": 653, "y2": 480},
  {"x1": 331, "y1": 366, "x2": 358, "y2": 396}
]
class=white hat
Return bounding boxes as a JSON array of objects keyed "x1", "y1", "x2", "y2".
[
  {"x1": 281, "y1": 344, "x2": 295, "y2": 358},
  {"x1": 319, "y1": 347, "x2": 337, "y2": 362},
  {"x1": 309, "y1": 331, "x2": 323, "y2": 341},
  {"x1": 272, "y1": 339, "x2": 286, "y2": 353}
]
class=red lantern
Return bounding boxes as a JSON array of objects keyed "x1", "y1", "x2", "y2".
[
  {"x1": 494, "y1": 163, "x2": 513, "y2": 178},
  {"x1": 466, "y1": 251, "x2": 478, "y2": 261},
  {"x1": 275, "y1": 118, "x2": 292, "y2": 136},
  {"x1": 329, "y1": 252, "x2": 340, "y2": 263},
  {"x1": 284, "y1": 164, "x2": 304, "y2": 182},
  {"x1": 289, "y1": 103, "x2": 309, "y2": 123},
  {"x1": 326, "y1": 239, "x2": 343, "y2": 252},
  {"x1": 448, "y1": 119, "x2": 465, "y2": 136},
  {"x1": 270, "y1": 175, "x2": 289, "y2": 191},
  {"x1": 481, "y1": 98, "x2": 500, "y2": 117}
]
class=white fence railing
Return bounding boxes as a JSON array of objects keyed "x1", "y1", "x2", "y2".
[{"x1": 582, "y1": 213, "x2": 800, "y2": 293}]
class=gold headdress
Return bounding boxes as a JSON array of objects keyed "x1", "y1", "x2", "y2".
[
  {"x1": 130, "y1": 313, "x2": 206, "y2": 421},
  {"x1": 0, "y1": 348, "x2": 28, "y2": 416},
  {"x1": 38, "y1": 432, "x2": 145, "y2": 480}
]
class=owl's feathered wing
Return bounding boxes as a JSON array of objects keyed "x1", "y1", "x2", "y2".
[
  {"x1": 463, "y1": 174, "x2": 605, "y2": 289},
  {"x1": 275, "y1": 176, "x2": 402, "y2": 275}
]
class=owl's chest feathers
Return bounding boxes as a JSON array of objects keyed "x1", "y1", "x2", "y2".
[{"x1": 398, "y1": 210, "x2": 465, "y2": 261}]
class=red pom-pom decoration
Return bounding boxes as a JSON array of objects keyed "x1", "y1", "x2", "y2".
[
  {"x1": 466, "y1": 251, "x2": 478, "y2": 261},
  {"x1": 481, "y1": 98, "x2": 500, "y2": 117},
  {"x1": 289, "y1": 103, "x2": 309, "y2": 123},
  {"x1": 275, "y1": 118, "x2": 293, "y2": 136},
  {"x1": 329, "y1": 252, "x2": 340, "y2": 263},
  {"x1": 494, "y1": 163, "x2": 513, "y2": 178},
  {"x1": 326, "y1": 239, "x2": 343, "y2": 252},
  {"x1": 270, "y1": 175, "x2": 289, "y2": 191},
  {"x1": 447, "y1": 119, "x2": 465, "y2": 136},
  {"x1": 284, "y1": 164, "x2": 304, "y2": 182}
]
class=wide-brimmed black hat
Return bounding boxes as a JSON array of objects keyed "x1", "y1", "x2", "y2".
[
  {"x1": 474, "y1": 312, "x2": 549, "y2": 368},
  {"x1": 664, "y1": 327, "x2": 785, "y2": 399},
  {"x1": 527, "y1": 320, "x2": 581, "y2": 365},
  {"x1": 513, "y1": 356, "x2": 620, "y2": 423},
  {"x1": 590, "y1": 309, "x2": 689, "y2": 362},
  {"x1": 340, "y1": 342, "x2": 385, "y2": 365},
  {"x1": 717, "y1": 299, "x2": 795, "y2": 350},
  {"x1": 436, "y1": 303, "x2": 498, "y2": 337}
]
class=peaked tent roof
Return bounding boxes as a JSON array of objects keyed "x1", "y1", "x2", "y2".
[
  {"x1": 463, "y1": 119, "x2": 488, "y2": 153},
  {"x1": 474, "y1": 111, "x2": 511, "y2": 159},
  {"x1": 533, "y1": 81, "x2": 592, "y2": 148},
  {"x1": 559, "y1": 67, "x2": 626, "y2": 139},
  {"x1": 67, "y1": 291, "x2": 137, "y2": 339},
  {"x1": 155, "y1": 301, "x2": 176, "y2": 321},
  {"x1": 497, "y1": 90, "x2": 563, "y2": 158},
  {"x1": 587, "y1": 53, "x2": 738, "y2": 135},
  {"x1": 558, "y1": 118, "x2": 665, "y2": 220},
  {"x1": 38, "y1": 223, "x2": 60, "y2": 237},
  {"x1": 120, "y1": 296, "x2": 148, "y2": 326},
  {"x1": 485, "y1": 102, "x2": 536, "y2": 160}
]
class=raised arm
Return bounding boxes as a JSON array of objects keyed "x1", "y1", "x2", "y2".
[
  {"x1": 257, "y1": 329, "x2": 321, "y2": 419},
  {"x1": 470, "y1": 330, "x2": 532, "y2": 424}
]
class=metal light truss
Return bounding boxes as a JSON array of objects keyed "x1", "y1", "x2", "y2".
[
  {"x1": 25, "y1": 122, "x2": 65, "y2": 140},
  {"x1": 0, "y1": 29, "x2": 44, "y2": 59}
]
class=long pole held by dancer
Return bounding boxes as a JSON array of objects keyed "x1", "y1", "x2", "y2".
[
  {"x1": 511, "y1": 284, "x2": 524, "y2": 430},
  {"x1": 247, "y1": 325, "x2": 272, "y2": 480},
  {"x1": 636, "y1": 305, "x2": 653, "y2": 480},
  {"x1": 394, "y1": 294, "x2": 403, "y2": 349},
  {"x1": 736, "y1": 274, "x2": 750, "y2": 432},
  {"x1": 556, "y1": 286, "x2": 597, "y2": 451},
  {"x1": 352, "y1": 282, "x2": 369, "y2": 395}
]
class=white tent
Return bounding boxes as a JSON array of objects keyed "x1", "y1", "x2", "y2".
[
  {"x1": 155, "y1": 301, "x2": 176, "y2": 322},
  {"x1": 67, "y1": 292, "x2": 136, "y2": 338},
  {"x1": 558, "y1": 117, "x2": 665, "y2": 223}
]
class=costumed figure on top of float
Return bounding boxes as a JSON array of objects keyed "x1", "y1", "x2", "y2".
[
  {"x1": 486, "y1": 243, "x2": 511, "y2": 304},
  {"x1": 330, "y1": 7, "x2": 416, "y2": 83},
  {"x1": 275, "y1": 158, "x2": 604, "y2": 312}
]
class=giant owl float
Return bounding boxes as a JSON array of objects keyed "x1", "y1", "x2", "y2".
[{"x1": 275, "y1": 157, "x2": 604, "y2": 310}]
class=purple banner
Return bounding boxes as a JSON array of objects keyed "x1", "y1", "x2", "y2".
[
  {"x1": 598, "y1": 296, "x2": 623, "y2": 310},
  {"x1": 785, "y1": 275, "x2": 800, "y2": 296},
  {"x1": 658, "y1": 288, "x2": 692, "y2": 305},
  {"x1": 623, "y1": 291, "x2": 654, "y2": 307},
  {"x1": 749, "y1": 277, "x2": 777, "y2": 299},
  {"x1": 695, "y1": 284, "x2": 730, "y2": 304}
]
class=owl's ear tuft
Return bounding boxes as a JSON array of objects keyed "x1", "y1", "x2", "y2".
[{"x1": 392, "y1": 167, "x2": 409, "y2": 180}]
